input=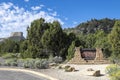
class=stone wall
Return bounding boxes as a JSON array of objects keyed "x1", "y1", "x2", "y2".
[{"x1": 68, "y1": 47, "x2": 110, "y2": 64}]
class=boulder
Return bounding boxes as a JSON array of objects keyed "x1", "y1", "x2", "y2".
[
  {"x1": 65, "y1": 67, "x2": 75, "y2": 72},
  {"x1": 64, "y1": 65, "x2": 71, "y2": 69},
  {"x1": 49, "y1": 63, "x2": 57, "y2": 66},
  {"x1": 92, "y1": 70, "x2": 101, "y2": 76}
]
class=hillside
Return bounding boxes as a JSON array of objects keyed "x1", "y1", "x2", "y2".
[{"x1": 64, "y1": 18, "x2": 116, "y2": 34}]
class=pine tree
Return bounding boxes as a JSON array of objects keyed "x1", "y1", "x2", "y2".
[{"x1": 108, "y1": 21, "x2": 120, "y2": 56}]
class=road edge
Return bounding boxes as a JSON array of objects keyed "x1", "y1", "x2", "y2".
[{"x1": 0, "y1": 68, "x2": 58, "y2": 80}]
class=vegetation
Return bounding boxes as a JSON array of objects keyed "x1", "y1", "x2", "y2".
[
  {"x1": 106, "y1": 64, "x2": 120, "y2": 80},
  {"x1": 64, "y1": 18, "x2": 116, "y2": 34},
  {"x1": 108, "y1": 21, "x2": 120, "y2": 57},
  {"x1": 0, "y1": 39, "x2": 20, "y2": 54}
]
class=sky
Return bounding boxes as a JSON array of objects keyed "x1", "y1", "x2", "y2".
[{"x1": 0, "y1": 0, "x2": 120, "y2": 38}]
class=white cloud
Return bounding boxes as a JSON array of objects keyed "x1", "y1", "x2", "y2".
[
  {"x1": 31, "y1": 6, "x2": 41, "y2": 10},
  {"x1": 0, "y1": 2, "x2": 64, "y2": 38},
  {"x1": 51, "y1": 12, "x2": 57, "y2": 16},
  {"x1": 31, "y1": 5, "x2": 45, "y2": 10},
  {"x1": 24, "y1": 0, "x2": 29, "y2": 2},
  {"x1": 47, "y1": 8, "x2": 53, "y2": 11},
  {"x1": 73, "y1": 21, "x2": 78, "y2": 24}
]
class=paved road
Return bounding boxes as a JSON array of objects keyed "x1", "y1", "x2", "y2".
[{"x1": 0, "y1": 70, "x2": 48, "y2": 80}]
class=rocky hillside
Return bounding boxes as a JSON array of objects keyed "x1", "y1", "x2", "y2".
[{"x1": 64, "y1": 18, "x2": 116, "y2": 35}]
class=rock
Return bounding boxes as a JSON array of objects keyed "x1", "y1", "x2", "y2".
[
  {"x1": 93, "y1": 70, "x2": 101, "y2": 76},
  {"x1": 64, "y1": 65, "x2": 71, "y2": 69},
  {"x1": 87, "y1": 68, "x2": 94, "y2": 71},
  {"x1": 65, "y1": 67, "x2": 75, "y2": 72},
  {"x1": 9, "y1": 32, "x2": 25, "y2": 41},
  {"x1": 49, "y1": 63, "x2": 57, "y2": 66},
  {"x1": 58, "y1": 65, "x2": 63, "y2": 69}
]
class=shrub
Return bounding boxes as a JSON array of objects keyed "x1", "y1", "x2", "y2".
[
  {"x1": 23, "y1": 58, "x2": 35, "y2": 69},
  {"x1": 35, "y1": 59, "x2": 49, "y2": 69},
  {"x1": 4, "y1": 59, "x2": 17, "y2": 66},
  {"x1": 106, "y1": 64, "x2": 120, "y2": 80},
  {"x1": 53, "y1": 56, "x2": 63, "y2": 63},
  {"x1": 48, "y1": 54, "x2": 54, "y2": 63},
  {"x1": 2, "y1": 53, "x2": 18, "y2": 59},
  {"x1": 17, "y1": 59, "x2": 25, "y2": 67}
]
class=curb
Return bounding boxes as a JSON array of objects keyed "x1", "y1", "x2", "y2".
[{"x1": 0, "y1": 68, "x2": 58, "y2": 80}]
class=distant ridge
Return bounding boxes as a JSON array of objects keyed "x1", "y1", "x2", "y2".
[{"x1": 64, "y1": 18, "x2": 116, "y2": 35}]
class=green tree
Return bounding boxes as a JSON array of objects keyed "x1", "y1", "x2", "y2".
[
  {"x1": 41, "y1": 21, "x2": 68, "y2": 58},
  {"x1": 108, "y1": 21, "x2": 120, "y2": 57},
  {"x1": 27, "y1": 18, "x2": 50, "y2": 58},
  {"x1": 67, "y1": 41, "x2": 75, "y2": 60},
  {"x1": 85, "y1": 34, "x2": 96, "y2": 48},
  {"x1": 0, "y1": 39, "x2": 20, "y2": 53}
]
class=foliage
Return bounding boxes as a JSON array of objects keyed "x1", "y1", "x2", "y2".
[
  {"x1": 53, "y1": 56, "x2": 63, "y2": 63},
  {"x1": 17, "y1": 59, "x2": 25, "y2": 67},
  {"x1": 35, "y1": 59, "x2": 49, "y2": 69},
  {"x1": 23, "y1": 58, "x2": 35, "y2": 68},
  {"x1": 64, "y1": 18, "x2": 116, "y2": 34},
  {"x1": 2, "y1": 53, "x2": 19, "y2": 59},
  {"x1": 67, "y1": 41, "x2": 75, "y2": 60},
  {"x1": 84, "y1": 33, "x2": 96, "y2": 48},
  {"x1": 106, "y1": 64, "x2": 120, "y2": 80},
  {"x1": 41, "y1": 21, "x2": 69, "y2": 58},
  {"x1": 108, "y1": 21, "x2": 120, "y2": 57},
  {"x1": 94, "y1": 30, "x2": 112, "y2": 57},
  {"x1": 0, "y1": 39, "x2": 20, "y2": 54},
  {"x1": 21, "y1": 58, "x2": 49, "y2": 69},
  {"x1": 4, "y1": 59, "x2": 17, "y2": 66},
  {"x1": 26, "y1": 18, "x2": 50, "y2": 58}
]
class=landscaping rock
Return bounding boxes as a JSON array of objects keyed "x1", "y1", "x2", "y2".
[
  {"x1": 64, "y1": 65, "x2": 71, "y2": 69},
  {"x1": 65, "y1": 67, "x2": 75, "y2": 72},
  {"x1": 92, "y1": 70, "x2": 101, "y2": 76},
  {"x1": 49, "y1": 63, "x2": 57, "y2": 67},
  {"x1": 87, "y1": 68, "x2": 94, "y2": 71}
]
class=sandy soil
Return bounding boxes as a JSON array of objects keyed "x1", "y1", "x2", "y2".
[{"x1": 36, "y1": 64, "x2": 110, "y2": 80}]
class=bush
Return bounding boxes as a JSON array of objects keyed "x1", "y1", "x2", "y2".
[
  {"x1": 4, "y1": 59, "x2": 17, "y2": 66},
  {"x1": 53, "y1": 56, "x2": 63, "y2": 63},
  {"x1": 2, "y1": 53, "x2": 18, "y2": 59},
  {"x1": 35, "y1": 59, "x2": 49, "y2": 69},
  {"x1": 17, "y1": 59, "x2": 25, "y2": 67},
  {"x1": 48, "y1": 54, "x2": 54, "y2": 63},
  {"x1": 106, "y1": 64, "x2": 120, "y2": 80},
  {"x1": 23, "y1": 58, "x2": 35, "y2": 69}
]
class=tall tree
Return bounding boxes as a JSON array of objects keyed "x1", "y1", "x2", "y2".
[
  {"x1": 84, "y1": 34, "x2": 96, "y2": 48},
  {"x1": 27, "y1": 18, "x2": 50, "y2": 58},
  {"x1": 67, "y1": 41, "x2": 75, "y2": 60},
  {"x1": 41, "y1": 21, "x2": 69, "y2": 58},
  {"x1": 108, "y1": 21, "x2": 120, "y2": 56}
]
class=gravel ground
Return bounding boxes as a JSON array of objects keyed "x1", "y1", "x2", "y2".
[
  {"x1": 0, "y1": 70, "x2": 48, "y2": 80},
  {"x1": 0, "y1": 57, "x2": 110, "y2": 80},
  {"x1": 36, "y1": 64, "x2": 110, "y2": 80},
  {"x1": 0, "y1": 64, "x2": 110, "y2": 80}
]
